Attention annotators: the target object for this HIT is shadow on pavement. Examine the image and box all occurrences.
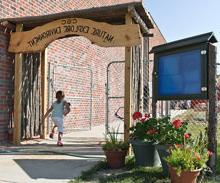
[14,159,98,179]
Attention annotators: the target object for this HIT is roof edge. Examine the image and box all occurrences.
[151,32,218,53]
[0,1,154,29]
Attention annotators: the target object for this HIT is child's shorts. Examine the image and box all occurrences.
[52,117,64,133]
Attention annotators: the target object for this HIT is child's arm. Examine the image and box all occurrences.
[64,102,71,116]
[43,106,53,120]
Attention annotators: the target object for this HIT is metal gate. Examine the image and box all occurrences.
[48,63,93,132]
[105,61,125,135]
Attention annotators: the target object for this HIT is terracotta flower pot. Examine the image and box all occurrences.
[105,150,127,169]
[169,166,201,183]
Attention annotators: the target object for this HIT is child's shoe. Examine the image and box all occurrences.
[57,141,63,146]
[49,132,54,139]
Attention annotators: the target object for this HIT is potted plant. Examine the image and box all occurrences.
[156,118,189,176]
[129,112,161,167]
[165,132,212,183]
[102,127,129,169]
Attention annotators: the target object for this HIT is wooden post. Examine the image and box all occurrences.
[152,52,158,118]
[142,36,149,113]
[124,13,133,143]
[207,43,217,175]
[13,24,23,145]
[128,5,152,33]
[152,68,157,118]
[152,98,157,118]
[40,49,48,139]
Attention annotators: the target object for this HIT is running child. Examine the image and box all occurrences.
[43,90,70,146]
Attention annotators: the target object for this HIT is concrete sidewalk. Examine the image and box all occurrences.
[0,125,108,183]
[0,154,99,183]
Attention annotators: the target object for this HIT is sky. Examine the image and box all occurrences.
[143,0,220,73]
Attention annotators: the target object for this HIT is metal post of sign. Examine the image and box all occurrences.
[165,101,170,117]
[160,101,164,116]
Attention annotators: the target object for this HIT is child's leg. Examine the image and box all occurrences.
[56,118,64,146]
[49,125,57,138]
[51,125,57,133]
[57,132,63,146]
[58,132,63,141]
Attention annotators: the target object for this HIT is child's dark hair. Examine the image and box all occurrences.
[67,102,71,106]
[56,90,65,99]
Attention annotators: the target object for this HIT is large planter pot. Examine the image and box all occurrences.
[169,166,201,183]
[105,150,127,169]
[130,140,161,167]
[156,144,170,176]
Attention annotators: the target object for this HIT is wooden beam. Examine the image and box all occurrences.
[152,76,157,118]
[13,24,23,145]
[128,6,151,33]
[8,18,141,53]
[142,33,153,38]
[124,13,133,143]
[0,21,16,30]
[207,43,217,175]
[40,49,48,139]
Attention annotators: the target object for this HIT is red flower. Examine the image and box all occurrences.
[194,152,201,161]
[132,112,142,120]
[140,117,147,123]
[140,114,150,123]
[184,133,190,139]
[146,129,158,135]
[145,113,150,118]
[207,150,213,157]
[172,119,182,129]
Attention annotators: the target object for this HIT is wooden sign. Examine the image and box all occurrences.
[8,18,141,53]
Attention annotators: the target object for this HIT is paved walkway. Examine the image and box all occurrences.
[0,154,99,183]
[0,125,108,183]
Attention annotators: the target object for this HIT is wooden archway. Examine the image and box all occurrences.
[5,3,153,145]
[9,18,141,53]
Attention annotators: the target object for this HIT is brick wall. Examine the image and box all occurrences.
[149,21,166,81]
[0,0,137,18]
[0,0,165,140]
[47,37,124,131]
[0,25,14,141]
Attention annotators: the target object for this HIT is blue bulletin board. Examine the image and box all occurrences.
[151,32,218,100]
[158,49,201,96]
[153,44,208,100]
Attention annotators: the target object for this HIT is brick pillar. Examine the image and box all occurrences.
[0,25,14,142]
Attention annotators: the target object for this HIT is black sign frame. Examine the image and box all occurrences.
[153,43,209,100]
